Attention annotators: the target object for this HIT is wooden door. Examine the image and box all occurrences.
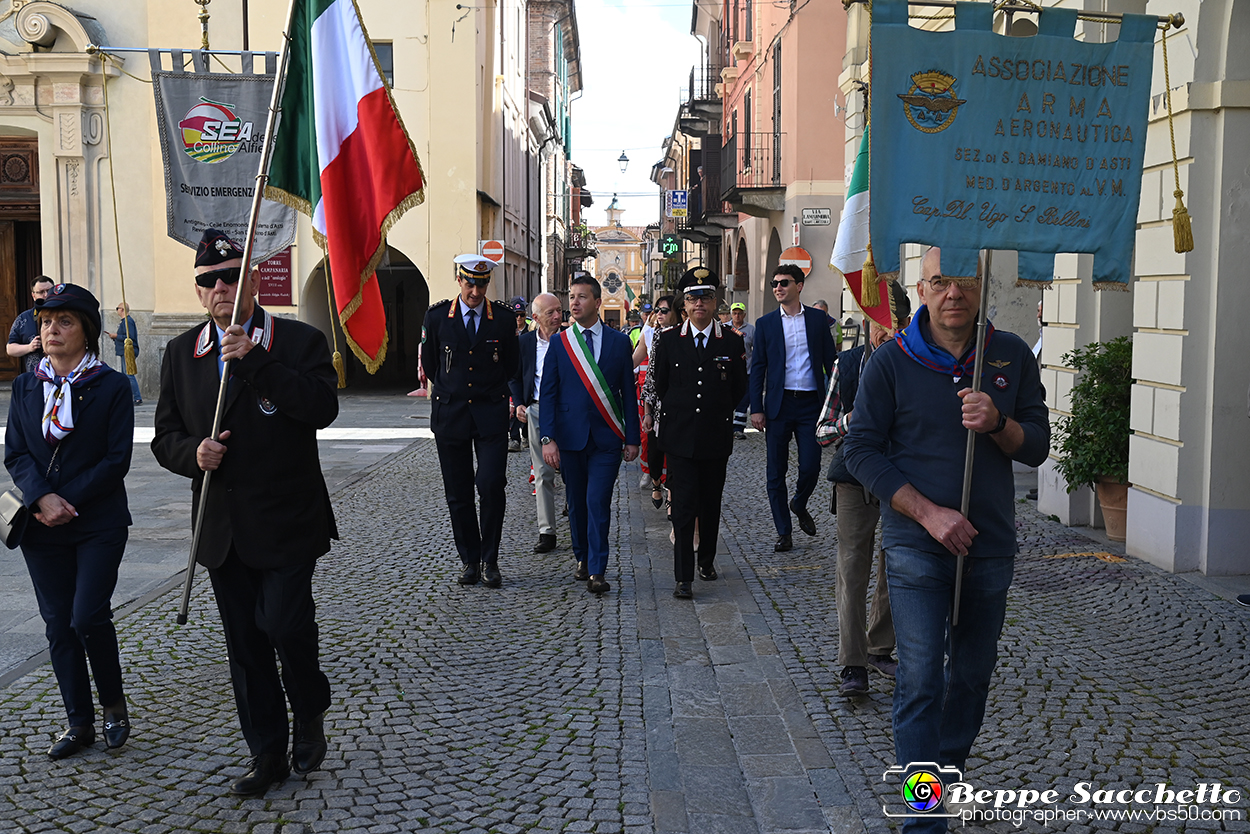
[0,220,19,378]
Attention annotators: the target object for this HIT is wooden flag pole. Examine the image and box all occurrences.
[176,0,300,624]
[951,249,992,628]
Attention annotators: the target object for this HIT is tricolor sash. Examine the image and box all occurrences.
[566,326,626,441]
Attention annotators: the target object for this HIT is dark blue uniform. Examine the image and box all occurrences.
[421,298,520,569]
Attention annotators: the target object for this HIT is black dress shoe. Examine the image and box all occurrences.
[458,564,479,585]
[230,752,290,796]
[102,710,130,749]
[587,575,610,594]
[292,712,327,774]
[697,564,718,581]
[481,562,503,588]
[48,726,94,760]
[673,582,693,599]
[574,561,590,581]
[790,500,817,536]
[533,533,557,554]
[774,534,793,552]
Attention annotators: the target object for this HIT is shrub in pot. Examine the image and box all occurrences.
[1052,336,1132,541]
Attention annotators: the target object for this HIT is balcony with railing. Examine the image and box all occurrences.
[676,153,737,243]
[720,132,784,216]
[679,63,724,138]
[565,225,597,261]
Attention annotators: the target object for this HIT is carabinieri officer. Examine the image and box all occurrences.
[422,255,520,588]
[648,267,747,599]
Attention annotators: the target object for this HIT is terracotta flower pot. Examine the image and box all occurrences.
[1095,479,1129,542]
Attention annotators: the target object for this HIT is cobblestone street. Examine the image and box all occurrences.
[0,404,1247,833]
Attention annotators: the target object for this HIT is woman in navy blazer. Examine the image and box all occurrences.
[4,284,133,760]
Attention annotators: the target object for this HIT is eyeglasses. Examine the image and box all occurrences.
[770,279,793,289]
[924,276,981,293]
[195,266,242,289]
[656,308,670,315]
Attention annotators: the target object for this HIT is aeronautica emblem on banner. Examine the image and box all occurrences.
[898,70,967,134]
[178,97,257,164]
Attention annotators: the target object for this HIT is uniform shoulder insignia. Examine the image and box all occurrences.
[430,298,451,308]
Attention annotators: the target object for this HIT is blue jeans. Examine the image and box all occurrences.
[126,373,141,402]
[764,391,821,536]
[886,547,1014,833]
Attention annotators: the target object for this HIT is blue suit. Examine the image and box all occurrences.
[539,324,640,575]
[748,306,838,537]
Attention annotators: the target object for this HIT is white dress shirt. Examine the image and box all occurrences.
[780,306,815,390]
[533,330,552,402]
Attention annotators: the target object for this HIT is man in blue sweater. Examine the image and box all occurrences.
[844,247,1049,831]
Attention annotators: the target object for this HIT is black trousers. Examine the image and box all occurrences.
[208,549,331,757]
[22,526,128,727]
[434,431,508,565]
[666,454,729,582]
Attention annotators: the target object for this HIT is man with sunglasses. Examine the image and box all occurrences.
[843,248,1048,829]
[153,228,339,796]
[422,255,520,589]
[748,264,838,551]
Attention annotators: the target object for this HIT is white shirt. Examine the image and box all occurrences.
[780,306,815,390]
[533,330,552,402]
[577,320,603,363]
[690,322,714,350]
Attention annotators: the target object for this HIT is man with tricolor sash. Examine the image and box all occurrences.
[540,274,640,594]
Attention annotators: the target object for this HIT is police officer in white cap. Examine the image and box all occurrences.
[422,255,520,588]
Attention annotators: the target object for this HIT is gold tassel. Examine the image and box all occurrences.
[860,244,880,309]
[332,350,347,389]
[1171,189,1194,253]
[123,338,137,376]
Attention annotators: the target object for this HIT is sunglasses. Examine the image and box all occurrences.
[195,266,242,289]
[770,278,794,289]
[656,307,671,315]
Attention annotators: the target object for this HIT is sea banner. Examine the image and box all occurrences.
[151,50,295,263]
[870,0,1156,287]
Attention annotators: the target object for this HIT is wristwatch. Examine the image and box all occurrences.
[541,436,553,445]
[987,412,1008,434]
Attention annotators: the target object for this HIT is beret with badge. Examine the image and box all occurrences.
[195,228,246,268]
[35,282,102,332]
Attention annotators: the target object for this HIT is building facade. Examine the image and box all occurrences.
[0,0,581,392]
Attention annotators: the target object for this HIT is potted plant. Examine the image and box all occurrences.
[1053,336,1133,541]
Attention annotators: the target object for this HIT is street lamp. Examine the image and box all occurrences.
[617,151,629,173]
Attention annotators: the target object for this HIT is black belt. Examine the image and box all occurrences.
[783,389,817,398]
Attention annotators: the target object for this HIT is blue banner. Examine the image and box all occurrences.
[870,1,1156,287]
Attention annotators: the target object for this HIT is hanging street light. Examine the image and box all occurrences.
[617,151,629,174]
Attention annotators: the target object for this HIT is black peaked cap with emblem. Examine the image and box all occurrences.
[195,228,246,268]
[677,266,720,293]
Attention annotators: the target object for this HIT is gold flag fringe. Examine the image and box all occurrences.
[1015,279,1055,290]
[1161,18,1194,254]
[860,244,880,309]
[1092,281,1131,292]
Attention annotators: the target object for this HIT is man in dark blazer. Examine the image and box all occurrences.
[540,274,640,594]
[152,229,338,796]
[509,293,563,554]
[749,263,838,551]
[649,267,747,599]
[421,255,520,588]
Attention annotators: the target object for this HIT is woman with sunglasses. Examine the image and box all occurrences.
[633,296,682,508]
[5,283,134,760]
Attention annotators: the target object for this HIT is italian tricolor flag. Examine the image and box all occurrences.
[831,128,893,330]
[266,0,426,372]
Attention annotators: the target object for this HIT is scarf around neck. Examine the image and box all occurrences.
[894,307,995,382]
[36,352,105,444]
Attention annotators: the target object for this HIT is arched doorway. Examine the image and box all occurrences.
[763,228,782,314]
[302,246,429,389]
[0,135,42,380]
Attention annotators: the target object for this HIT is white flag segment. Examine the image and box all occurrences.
[309,0,385,234]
